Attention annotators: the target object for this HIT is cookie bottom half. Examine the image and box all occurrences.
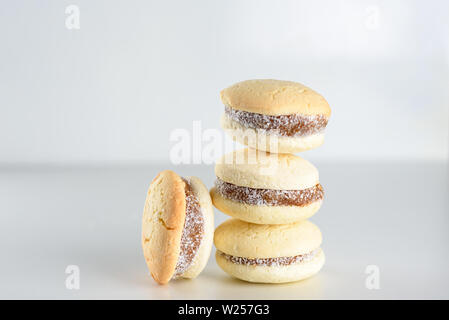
[221,114,325,154]
[215,249,325,284]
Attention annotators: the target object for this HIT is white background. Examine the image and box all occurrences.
[0,0,448,165]
[0,0,448,300]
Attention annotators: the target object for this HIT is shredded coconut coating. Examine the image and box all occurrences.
[225,106,328,137]
[215,178,324,207]
[174,178,204,277]
[218,249,319,267]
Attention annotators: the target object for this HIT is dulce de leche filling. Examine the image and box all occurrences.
[225,106,328,137]
[218,249,319,267]
[215,178,324,207]
[174,178,204,277]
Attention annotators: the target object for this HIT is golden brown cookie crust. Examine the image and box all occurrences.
[220,79,331,117]
[214,219,322,259]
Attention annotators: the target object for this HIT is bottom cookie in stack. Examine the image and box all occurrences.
[214,219,324,283]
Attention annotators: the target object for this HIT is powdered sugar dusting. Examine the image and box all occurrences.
[225,106,328,137]
[218,249,320,267]
[174,178,204,277]
[215,178,324,207]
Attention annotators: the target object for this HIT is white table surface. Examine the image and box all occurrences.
[1,162,448,299]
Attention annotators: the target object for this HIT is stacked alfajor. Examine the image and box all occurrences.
[212,79,330,283]
[215,219,324,284]
[220,79,331,153]
[211,148,323,225]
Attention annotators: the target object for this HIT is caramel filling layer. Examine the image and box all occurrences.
[218,249,319,267]
[225,106,328,137]
[215,178,324,207]
[174,178,204,277]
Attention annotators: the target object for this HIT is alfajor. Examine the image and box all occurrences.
[220,79,331,153]
[210,148,324,225]
[142,170,214,284]
[214,219,324,283]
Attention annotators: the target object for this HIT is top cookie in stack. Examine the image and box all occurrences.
[220,79,331,154]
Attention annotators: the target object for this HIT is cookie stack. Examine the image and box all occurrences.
[211,79,331,283]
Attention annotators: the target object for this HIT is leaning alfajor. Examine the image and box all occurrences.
[142,170,214,284]
[210,148,324,225]
[220,79,331,153]
[214,219,325,283]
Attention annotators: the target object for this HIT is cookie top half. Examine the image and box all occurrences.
[215,148,319,190]
[220,79,331,117]
[214,219,322,258]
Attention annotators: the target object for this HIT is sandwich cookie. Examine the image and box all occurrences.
[142,170,214,284]
[220,79,331,153]
[210,148,323,224]
[214,219,325,283]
